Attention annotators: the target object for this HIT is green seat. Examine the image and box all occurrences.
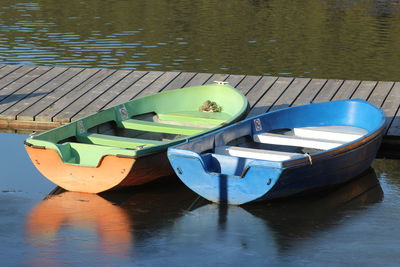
[120,119,205,135]
[77,133,166,149]
[157,111,229,126]
[56,142,135,166]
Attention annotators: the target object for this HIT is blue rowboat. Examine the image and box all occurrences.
[167,99,386,205]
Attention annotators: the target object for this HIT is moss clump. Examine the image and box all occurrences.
[199,100,222,112]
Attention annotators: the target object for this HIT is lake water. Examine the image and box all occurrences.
[1,0,400,265]
[1,0,400,81]
[1,133,400,266]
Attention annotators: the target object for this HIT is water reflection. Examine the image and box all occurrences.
[25,177,202,264]
[26,191,132,256]
[1,0,400,80]
[164,169,383,262]
[24,167,385,264]
[244,168,383,252]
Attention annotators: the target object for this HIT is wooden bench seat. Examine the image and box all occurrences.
[253,132,346,150]
[77,133,165,149]
[120,119,205,135]
[293,126,368,142]
[157,111,228,126]
[214,146,305,161]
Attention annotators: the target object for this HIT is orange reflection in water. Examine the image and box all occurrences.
[26,191,132,256]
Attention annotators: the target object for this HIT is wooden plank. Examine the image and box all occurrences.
[3,68,83,121]
[0,64,397,138]
[18,68,100,121]
[247,77,293,117]
[0,65,24,81]
[351,80,377,100]
[224,74,245,88]
[78,133,165,148]
[269,78,310,111]
[254,132,345,150]
[55,70,132,122]
[313,79,343,103]
[294,126,367,142]
[71,71,147,120]
[367,81,394,108]
[292,78,326,106]
[0,67,51,103]
[0,66,67,107]
[235,75,262,95]
[133,71,181,98]
[36,69,116,122]
[204,73,230,84]
[245,76,278,109]
[0,67,68,117]
[0,65,37,91]
[183,73,213,87]
[162,72,197,91]
[332,80,361,101]
[120,119,204,135]
[215,146,304,161]
[0,119,62,131]
[103,71,164,109]
[383,83,400,135]
[387,108,400,136]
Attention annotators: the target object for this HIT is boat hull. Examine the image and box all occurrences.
[168,99,386,205]
[261,130,383,201]
[26,145,173,193]
[24,83,249,193]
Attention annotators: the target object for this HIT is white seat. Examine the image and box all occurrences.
[293,126,367,142]
[253,132,345,150]
[214,146,305,162]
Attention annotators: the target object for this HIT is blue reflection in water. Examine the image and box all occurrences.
[0,133,53,195]
[0,132,400,265]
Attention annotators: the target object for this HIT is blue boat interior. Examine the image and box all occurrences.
[200,153,257,176]
[171,99,385,176]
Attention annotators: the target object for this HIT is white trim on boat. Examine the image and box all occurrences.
[214,146,305,161]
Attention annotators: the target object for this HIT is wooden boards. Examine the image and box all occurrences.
[0,64,398,138]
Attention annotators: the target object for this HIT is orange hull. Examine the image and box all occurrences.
[25,145,174,193]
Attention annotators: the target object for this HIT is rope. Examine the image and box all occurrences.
[304,152,313,165]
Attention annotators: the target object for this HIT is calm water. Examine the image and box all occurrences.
[1,0,400,265]
[1,0,400,81]
[0,132,399,266]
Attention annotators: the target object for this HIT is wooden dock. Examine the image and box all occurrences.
[0,64,399,140]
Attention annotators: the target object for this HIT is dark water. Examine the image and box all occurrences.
[0,132,400,266]
[1,0,400,81]
[1,1,400,265]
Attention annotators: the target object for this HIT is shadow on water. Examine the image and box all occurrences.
[243,168,383,252]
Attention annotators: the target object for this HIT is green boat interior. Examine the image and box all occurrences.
[25,84,248,166]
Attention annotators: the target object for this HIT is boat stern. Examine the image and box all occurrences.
[25,144,136,193]
[167,148,282,205]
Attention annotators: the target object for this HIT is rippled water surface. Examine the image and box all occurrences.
[1,0,400,80]
[1,1,400,265]
[0,133,400,266]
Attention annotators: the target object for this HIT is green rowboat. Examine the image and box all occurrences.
[25,83,249,193]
